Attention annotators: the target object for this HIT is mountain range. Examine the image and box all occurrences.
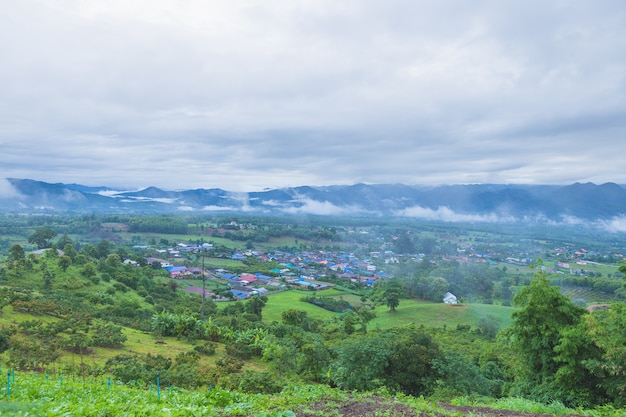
[2,178,626,224]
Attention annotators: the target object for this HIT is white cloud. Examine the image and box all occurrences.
[0,180,22,199]
[280,198,368,216]
[395,205,516,223]
[599,216,626,234]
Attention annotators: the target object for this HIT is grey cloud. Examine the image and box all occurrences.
[1,1,625,191]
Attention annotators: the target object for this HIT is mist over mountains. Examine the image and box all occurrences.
[2,178,626,228]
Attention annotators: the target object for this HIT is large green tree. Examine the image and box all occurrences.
[330,332,391,391]
[28,227,57,249]
[504,265,587,399]
[552,314,608,406]
[8,244,25,263]
[555,303,626,407]
[384,289,400,312]
[384,326,443,396]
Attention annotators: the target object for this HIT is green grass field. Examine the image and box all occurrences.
[261,289,515,331]
[367,298,514,331]
[261,290,338,323]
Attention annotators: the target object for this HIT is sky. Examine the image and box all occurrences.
[1,0,625,192]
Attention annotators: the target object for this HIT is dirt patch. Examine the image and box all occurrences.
[296,397,417,416]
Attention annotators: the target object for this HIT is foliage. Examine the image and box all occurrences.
[384,288,400,311]
[128,216,189,234]
[329,325,444,396]
[503,264,588,402]
[7,244,25,263]
[383,325,443,396]
[91,320,127,348]
[28,227,57,249]
[330,332,391,391]
[300,294,352,312]
[432,351,491,398]
[555,302,626,407]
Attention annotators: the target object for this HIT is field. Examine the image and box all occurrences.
[261,289,515,331]
[368,299,514,330]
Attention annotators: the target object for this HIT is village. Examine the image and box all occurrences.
[140,243,395,302]
[129,231,622,305]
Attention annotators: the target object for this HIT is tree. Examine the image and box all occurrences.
[504,264,587,398]
[425,276,449,302]
[393,232,415,254]
[45,244,59,259]
[96,239,114,259]
[58,255,72,272]
[7,335,61,370]
[57,233,74,249]
[244,296,267,321]
[8,244,25,263]
[282,309,308,327]
[62,243,77,260]
[81,262,97,278]
[330,332,391,391]
[103,253,121,273]
[384,289,400,312]
[91,320,127,348]
[552,315,608,407]
[384,326,443,396]
[28,227,57,249]
[551,302,626,407]
[354,306,376,334]
[43,268,55,289]
[381,278,402,312]
[432,351,491,397]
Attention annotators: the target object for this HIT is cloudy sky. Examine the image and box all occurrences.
[1,0,625,192]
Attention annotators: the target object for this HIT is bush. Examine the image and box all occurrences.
[301,295,351,313]
[90,321,127,348]
[194,341,217,356]
[232,370,284,394]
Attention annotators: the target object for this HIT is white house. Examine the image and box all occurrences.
[443,292,458,304]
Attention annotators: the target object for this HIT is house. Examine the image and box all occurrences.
[237,274,257,285]
[123,259,138,267]
[164,265,187,277]
[443,292,458,304]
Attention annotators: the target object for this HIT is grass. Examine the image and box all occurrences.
[0,305,58,325]
[257,236,300,249]
[368,299,514,331]
[261,288,515,331]
[1,371,616,417]
[0,305,246,373]
[202,257,246,270]
[261,290,338,323]
[450,396,625,417]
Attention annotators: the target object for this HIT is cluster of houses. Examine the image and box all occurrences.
[138,245,396,301]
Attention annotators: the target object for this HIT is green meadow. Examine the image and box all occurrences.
[261,289,515,331]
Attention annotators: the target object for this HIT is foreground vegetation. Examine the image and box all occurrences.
[1,213,626,415]
[1,371,617,416]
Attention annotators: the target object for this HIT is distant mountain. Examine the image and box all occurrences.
[2,178,626,223]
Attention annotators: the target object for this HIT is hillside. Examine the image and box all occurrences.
[2,213,626,414]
